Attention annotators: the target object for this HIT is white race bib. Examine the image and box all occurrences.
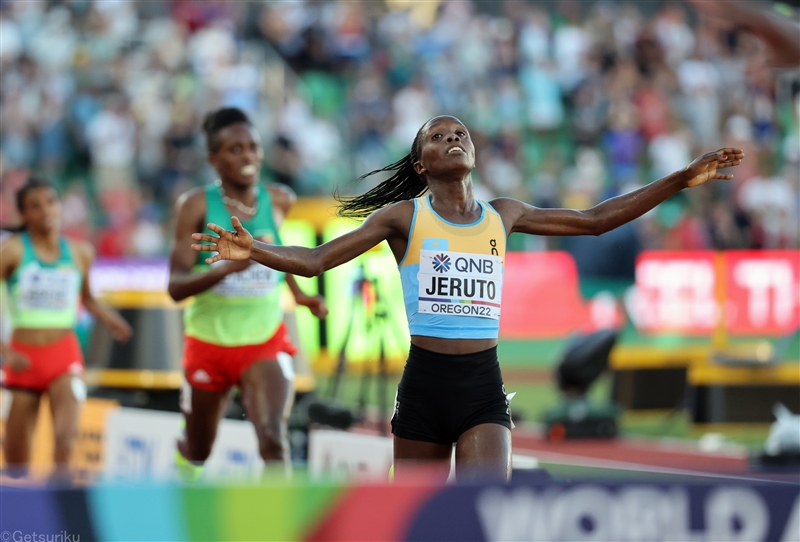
[17,264,80,311]
[211,262,279,298]
[417,250,503,320]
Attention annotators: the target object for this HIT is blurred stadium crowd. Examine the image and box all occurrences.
[0,0,797,260]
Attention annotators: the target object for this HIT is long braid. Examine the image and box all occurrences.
[336,128,427,219]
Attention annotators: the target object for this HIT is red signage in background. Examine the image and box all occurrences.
[499,252,590,338]
[626,251,717,336]
[625,250,800,336]
[725,250,800,335]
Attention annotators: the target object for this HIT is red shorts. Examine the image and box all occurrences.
[183,323,297,392]
[2,332,85,393]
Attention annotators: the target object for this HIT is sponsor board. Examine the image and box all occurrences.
[406,481,800,542]
[308,430,394,481]
[726,250,800,335]
[307,429,539,482]
[103,408,263,482]
[629,250,800,336]
[1,466,795,541]
[628,252,718,335]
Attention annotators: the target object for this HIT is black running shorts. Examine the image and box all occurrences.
[390,344,512,445]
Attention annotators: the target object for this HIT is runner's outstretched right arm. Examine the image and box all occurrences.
[192,204,404,277]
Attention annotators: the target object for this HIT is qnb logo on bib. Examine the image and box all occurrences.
[418,250,503,320]
[17,265,80,310]
[211,263,279,298]
[432,254,451,273]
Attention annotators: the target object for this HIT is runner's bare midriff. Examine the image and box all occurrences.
[410,336,497,355]
[12,328,72,346]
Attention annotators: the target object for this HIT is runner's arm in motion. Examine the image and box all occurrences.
[192,203,405,277]
[168,189,253,301]
[285,274,328,318]
[0,235,21,281]
[0,236,29,370]
[264,183,327,318]
[492,148,744,237]
[72,241,133,343]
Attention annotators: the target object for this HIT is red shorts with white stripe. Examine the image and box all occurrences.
[2,332,84,393]
[182,323,297,392]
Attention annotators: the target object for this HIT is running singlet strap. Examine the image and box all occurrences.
[5,232,82,329]
[183,183,285,347]
[398,195,507,340]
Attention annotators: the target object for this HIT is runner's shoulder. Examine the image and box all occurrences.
[175,187,208,224]
[383,199,416,218]
[67,239,95,268]
[267,183,296,210]
[0,233,23,265]
[175,186,207,209]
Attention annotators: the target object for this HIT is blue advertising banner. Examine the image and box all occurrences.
[2,477,798,541]
[405,479,800,542]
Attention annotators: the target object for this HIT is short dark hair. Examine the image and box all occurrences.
[16,177,57,212]
[202,107,252,152]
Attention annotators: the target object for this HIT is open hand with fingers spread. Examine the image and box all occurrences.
[683,148,744,188]
[192,216,253,264]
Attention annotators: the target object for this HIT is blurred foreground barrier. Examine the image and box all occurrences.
[1,474,798,541]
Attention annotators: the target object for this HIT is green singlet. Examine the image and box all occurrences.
[183,184,284,346]
[5,232,82,329]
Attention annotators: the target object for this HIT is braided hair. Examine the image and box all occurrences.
[202,107,252,153]
[336,116,465,219]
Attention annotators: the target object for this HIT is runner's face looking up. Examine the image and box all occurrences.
[208,123,264,189]
[19,186,60,234]
[414,116,475,181]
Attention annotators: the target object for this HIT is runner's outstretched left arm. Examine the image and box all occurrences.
[491,148,744,237]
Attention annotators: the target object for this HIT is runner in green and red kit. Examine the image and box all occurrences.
[1,178,132,481]
[168,108,326,479]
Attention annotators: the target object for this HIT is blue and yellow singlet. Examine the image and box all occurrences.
[398,195,507,340]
